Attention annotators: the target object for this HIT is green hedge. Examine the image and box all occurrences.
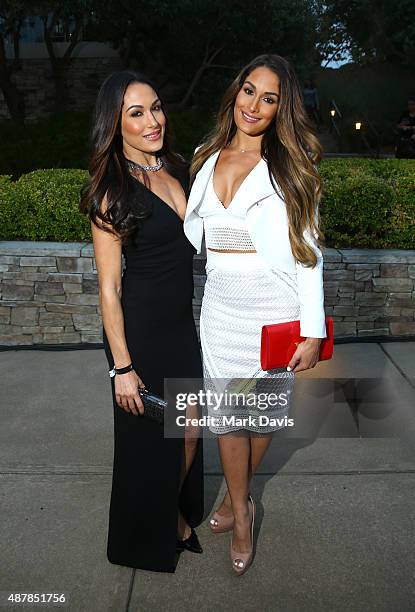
[0,159,414,248]
[319,158,415,248]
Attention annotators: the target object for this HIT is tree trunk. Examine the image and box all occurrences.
[0,34,25,123]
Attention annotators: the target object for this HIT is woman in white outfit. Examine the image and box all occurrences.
[184,54,327,575]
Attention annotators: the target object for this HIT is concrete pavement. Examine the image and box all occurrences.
[1,341,414,612]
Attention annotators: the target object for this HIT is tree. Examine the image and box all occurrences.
[322,0,415,66]
[0,1,26,122]
[37,1,93,112]
[93,0,320,108]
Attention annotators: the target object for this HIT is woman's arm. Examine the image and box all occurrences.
[287,207,326,373]
[91,199,144,415]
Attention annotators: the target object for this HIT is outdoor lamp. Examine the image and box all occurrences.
[330,109,336,117]
[355,122,362,130]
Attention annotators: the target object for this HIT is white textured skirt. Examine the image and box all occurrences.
[200,251,301,434]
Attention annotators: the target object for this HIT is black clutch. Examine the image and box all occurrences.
[138,387,166,425]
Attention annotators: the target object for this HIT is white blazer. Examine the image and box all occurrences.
[184,149,327,338]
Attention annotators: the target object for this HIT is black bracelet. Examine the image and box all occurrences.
[108,363,133,378]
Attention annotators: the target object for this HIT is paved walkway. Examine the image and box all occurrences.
[1,341,414,612]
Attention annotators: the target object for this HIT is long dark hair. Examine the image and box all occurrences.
[80,70,185,245]
[191,54,323,268]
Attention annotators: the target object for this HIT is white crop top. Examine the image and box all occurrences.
[197,171,256,251]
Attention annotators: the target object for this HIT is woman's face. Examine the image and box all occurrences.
[120,82,166,156]
[233,66,280,136]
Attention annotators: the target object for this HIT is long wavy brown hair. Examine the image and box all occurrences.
[79,70,186,245]
[191,54,324,267]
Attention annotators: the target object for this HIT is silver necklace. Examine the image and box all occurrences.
[126,157,164,172]
[227,142,259,154]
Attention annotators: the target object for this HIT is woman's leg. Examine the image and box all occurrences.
[178,402,200,539]
[218,431,252,552]
[214,432,273,516]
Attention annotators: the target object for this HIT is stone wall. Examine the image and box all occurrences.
[0,241,415,346]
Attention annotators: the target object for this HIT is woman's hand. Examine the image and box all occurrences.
[114,369,146,416]
[287,338,322,373]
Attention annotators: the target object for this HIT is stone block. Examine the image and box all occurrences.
[10,306,38,326]
[0,306,11,322]
[82,278,98,294]
[401,308,415,318]
[354,269,373,282]
[380,264,409,277]
[322,263,346,270]
[39,312,73,326]
[408,265,415,278]
[357,320,374,329]
[323,282,339,296]
[72,314,101,331]
[339,249,415,264]
[20,326,41,333]
[0,334,34,345]
[323,270,355,280]
[2,284,34,300]
[372,278,413,292]
[193,258,207,275]
[56,257,93,273]
[66,293,100,306]
[346,263,380,270]
[339,281,364,292]
[22,272,49,281]
[45,303,97,314]
[81,333,103,343]
[333,305,359,316]
[0,241,82,257]
[3,279,34,286]
[0,256,19,265]
[63,283,83,294]
[322,248,342,262]
[193,286,205,301]
[35,281,65,295]
[390,321,415,335]
[355,292,387,305]
[333,321,357,336]
[193,275,206,287]
[386,293,414,308]
[20,256,56,267]
[358,328,389,336]
[33,295,65,304]
[40,326,65,333]
[48,273,82,283]
[41,332,81,343]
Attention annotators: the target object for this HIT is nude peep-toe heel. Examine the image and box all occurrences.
[209,510,234,534]
[230,495,255,576]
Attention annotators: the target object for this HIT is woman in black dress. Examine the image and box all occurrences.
[79,71,204,573]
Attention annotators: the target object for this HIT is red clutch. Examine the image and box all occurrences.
[260,316,334,370]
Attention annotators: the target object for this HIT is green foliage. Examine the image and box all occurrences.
[0,160,413,247]
[322,0,415,67]
[319,158,415,248]
[0,169,91,241]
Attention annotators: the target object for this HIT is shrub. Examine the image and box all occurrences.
[0,169,90,241]
[319,158,415,249]
[0,159,413,248]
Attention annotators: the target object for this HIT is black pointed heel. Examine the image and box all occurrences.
[176,527,203,554]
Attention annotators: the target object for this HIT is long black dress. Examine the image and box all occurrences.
[102,171,204,573]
